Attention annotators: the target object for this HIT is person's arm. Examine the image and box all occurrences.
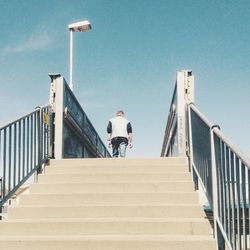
[107,121,112,147]
[127,122,133,148]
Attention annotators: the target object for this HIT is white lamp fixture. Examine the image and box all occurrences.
[68,20,92,91]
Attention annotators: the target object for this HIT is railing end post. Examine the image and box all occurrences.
[48,73,61,81]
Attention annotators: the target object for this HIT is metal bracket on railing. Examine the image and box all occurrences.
[211,124,221,130]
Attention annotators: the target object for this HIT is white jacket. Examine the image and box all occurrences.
[107,116,132,139]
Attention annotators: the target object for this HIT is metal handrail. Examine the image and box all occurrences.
[161,104,177,156]
[189,103,213,128]
[188,103,250,250]
[0,105,51,209]
[161,82,178,157]
[213,127,250,168]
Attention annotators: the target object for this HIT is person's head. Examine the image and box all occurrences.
[116,110,124,117]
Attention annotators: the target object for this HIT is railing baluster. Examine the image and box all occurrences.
[216,137,222,220]
[235,158,241,250]
[248,169,250,250]
[221,143,227,234]
[30,114,33,171]
[241,163,247,250]
[0,131,2,202]
[13,124,17,187]
[43,112,46,160]
[3,129,6,197]
[225,146,232,243]
[34,112,37,167]
[37,109,41,169]
[26,116,30,174]
[230,151,236,249]
[18,121,21,183]
[8,127,12,197]
[22,118,25,179]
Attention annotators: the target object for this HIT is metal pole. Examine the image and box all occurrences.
[211,129,220,249]
[69,29,73,91]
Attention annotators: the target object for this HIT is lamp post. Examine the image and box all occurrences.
[68,20,92,91]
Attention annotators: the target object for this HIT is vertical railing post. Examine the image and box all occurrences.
[211,126,232,250]
[3,129,6,198]
[176,70,194,156]
[37,107,42,174]
[211,127,221,249]
[176,71,186,156]
[0,132,2,218]
[0,177,2,220]
[187,104,195,182]
[8,126,12,197]
[49,74,64,159]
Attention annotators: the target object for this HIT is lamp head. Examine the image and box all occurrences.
[68,20,92,32]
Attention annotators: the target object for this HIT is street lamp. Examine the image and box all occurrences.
[68,20,92,91]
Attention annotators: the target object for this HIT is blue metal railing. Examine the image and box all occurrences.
[187,104,250,250]
[0,105,51,209]
[188,104,213,205]
[162,71,250,249]
[161,82,178,157]
[62,82,110,158]
[212,126,250,250]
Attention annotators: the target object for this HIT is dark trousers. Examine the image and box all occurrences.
[111,137,128,157]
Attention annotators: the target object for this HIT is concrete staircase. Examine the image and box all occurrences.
[0,157,216,250]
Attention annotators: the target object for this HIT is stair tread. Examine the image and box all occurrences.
[40,173,190,175]
[12,204,202,207]
[22,192,197,195]
[0,235,214,241]
[38,173,192,183]
[5,217,209,223]
[49,157,187,165]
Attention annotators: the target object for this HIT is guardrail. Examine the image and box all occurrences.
[0,105,51,209]
[50,75,110,158]
[187,104,213,204]
[211,124,250,250]
[162,70,250,249]
[161,83,178,157]
[188,103,250,250]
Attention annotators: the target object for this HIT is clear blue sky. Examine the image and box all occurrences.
[0,0,249,158]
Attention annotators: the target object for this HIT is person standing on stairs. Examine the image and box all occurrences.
[107,110,133,157]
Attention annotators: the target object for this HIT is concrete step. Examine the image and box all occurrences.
[29,181,194,194]
[19,193,199,206]
[44,165,188,174]
[0,235,216,250]
[38,173,191,183]
[7,204,205,219]
[0,218,212,235]
[49,157,188,167]
[0,157,216,249]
